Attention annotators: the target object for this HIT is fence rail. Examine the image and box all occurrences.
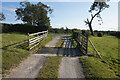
[28,30,48,50]
[77,34,88,54]
[73,33,88,54]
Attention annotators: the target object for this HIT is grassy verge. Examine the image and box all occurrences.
[2,32,52,77]
[79,35,119,79]
[80,57,118,78]
[88,36,118,59]
[37,56,62,78]
[37,34,52,48]
[56,38,64,48]
[2,33,30,76]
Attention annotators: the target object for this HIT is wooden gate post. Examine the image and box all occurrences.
[28,33,30,50]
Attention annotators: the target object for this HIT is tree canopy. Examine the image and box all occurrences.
[84,0,109,36]
[15,1,53,30]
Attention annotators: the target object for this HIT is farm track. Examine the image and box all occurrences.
[59,57,85,78]
[4,35,61,78]
[45,35,62,47]
[5,54,46,78]
[58,36,85,78]
[4,35,85,79]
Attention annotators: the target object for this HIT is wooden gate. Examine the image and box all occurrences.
[28,30,48,50]
[74,33,88,54]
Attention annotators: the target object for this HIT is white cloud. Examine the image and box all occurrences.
[2,7,16,12]
[47,4,50,7]
[6,13,11,16]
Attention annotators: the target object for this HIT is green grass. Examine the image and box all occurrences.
[2,32,28,47]
[88,35,118,59]
[56,38,64,48]
[31,34,52,54]
[79,35,119,79]
[37,56,62,78]
[80,57,118,78]
[2,32,52,77]
[2,33,30,76]
[39,34,52,48]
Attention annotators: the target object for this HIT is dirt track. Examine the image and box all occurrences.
[5,35,85,79]
[6,54,46,78]
[59,57,85,78]
[45,35,61,47]
[5,35,62,78]
[58,36,85,78]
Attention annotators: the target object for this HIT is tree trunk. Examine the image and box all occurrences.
[89,23,94,36]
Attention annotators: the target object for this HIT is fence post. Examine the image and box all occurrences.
[28,33,30,50]
[28,30,48,50]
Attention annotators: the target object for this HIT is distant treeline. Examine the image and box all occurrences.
[1,23,120,38]
[1,23,50,33]
[94,30,120,37]
[49,27,72,34]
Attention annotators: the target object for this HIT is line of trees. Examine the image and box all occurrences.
[2,22,120,38]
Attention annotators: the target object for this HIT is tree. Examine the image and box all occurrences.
[0,13,5,21]
[15,1,53,30]
[65,27,69,33]
[60,27,64,33]
[84,0,109,36]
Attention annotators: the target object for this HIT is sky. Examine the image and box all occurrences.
[0,0,119,31]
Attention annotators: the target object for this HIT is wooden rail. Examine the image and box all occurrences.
[75,33,88,54]
[28,30,48,50]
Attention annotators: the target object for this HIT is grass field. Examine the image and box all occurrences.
[80,35,119,78]
[37,56,62,78]
[56,38,64,48]
[88,35,118,59]
[2,33,29,76]
[2,32,52,77]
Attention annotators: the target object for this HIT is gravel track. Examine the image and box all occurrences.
[45,35,61,47]
[59,57,85,78]
[5,54,46,78]
[4,35,85,79]
[58,36,85,78]
[4,35,62,78]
